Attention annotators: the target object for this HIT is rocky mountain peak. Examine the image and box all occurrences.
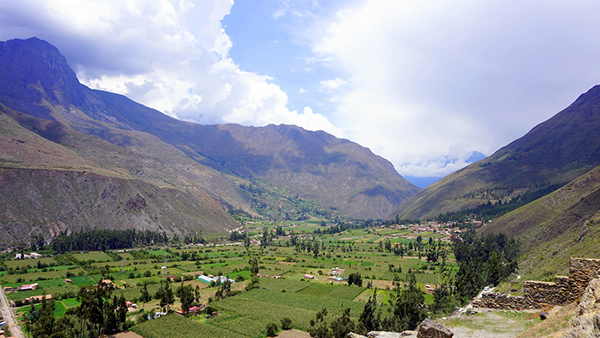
[0,37,85,116]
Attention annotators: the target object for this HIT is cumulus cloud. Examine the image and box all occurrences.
[312,0,600,177]
[0,0,336,134]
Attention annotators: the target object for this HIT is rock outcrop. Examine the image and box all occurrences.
[555,277,600,338]
[417,318,453,338]
[347,319,452,338]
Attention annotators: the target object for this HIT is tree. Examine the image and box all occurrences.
[31,296,55,338]
[244,235,251,250]
[139,283,151,309]
[194,285,201,303]
[115,294,128,331]
[309,308,332,338]
[382,272,425,332]
[156,278,175,312]
[261,229,270,247]
[177,282,195,314]
[330,307,355,338]
[348,272,362,287]
[249,256,260,275]
[78,285,105,337]
[358,292,381,333]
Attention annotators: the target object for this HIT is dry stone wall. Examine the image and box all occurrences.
[473,258,600,310]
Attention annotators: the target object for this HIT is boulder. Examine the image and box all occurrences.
[417,318,453,338]
[539,311,548,320]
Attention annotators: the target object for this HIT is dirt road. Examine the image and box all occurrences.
[0,284,24,338]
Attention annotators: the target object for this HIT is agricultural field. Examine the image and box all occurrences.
[0,221,458,337]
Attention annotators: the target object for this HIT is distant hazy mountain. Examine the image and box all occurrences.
[0,37,418,246]
[391,84,600,220]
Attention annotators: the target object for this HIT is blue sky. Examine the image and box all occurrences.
[2,1,600,188]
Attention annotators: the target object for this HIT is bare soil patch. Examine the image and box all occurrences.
[276,329,311,338]
[105,331,144,338]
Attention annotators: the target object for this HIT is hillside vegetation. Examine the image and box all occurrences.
[479,165,600,279]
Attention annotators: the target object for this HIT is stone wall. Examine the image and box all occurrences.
[472,292,542,310]
[523,277,574,306]
[473,258,600,310]
[569,258,600,296]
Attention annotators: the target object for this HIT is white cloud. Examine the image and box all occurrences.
[312,0,600,177]
[0,0,337,134]
[318,77,347,92]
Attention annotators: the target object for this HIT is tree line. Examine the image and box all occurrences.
[51,229,170,253]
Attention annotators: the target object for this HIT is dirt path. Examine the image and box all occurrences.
[0,284,24,338]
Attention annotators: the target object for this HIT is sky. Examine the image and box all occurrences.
[2,1,600,188]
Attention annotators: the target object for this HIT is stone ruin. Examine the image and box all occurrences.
[473,257,600,310]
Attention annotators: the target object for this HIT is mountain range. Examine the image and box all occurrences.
[389,82,600,278]
[0,37,419,247]
[391,85,600,221]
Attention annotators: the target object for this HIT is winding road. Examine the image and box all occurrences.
[0,284,24,338]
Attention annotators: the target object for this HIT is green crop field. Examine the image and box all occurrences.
[134,314,247,338]
[0,221,459,338]
[72,252,112,262]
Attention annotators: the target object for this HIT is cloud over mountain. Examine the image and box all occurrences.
[0,0,337,134]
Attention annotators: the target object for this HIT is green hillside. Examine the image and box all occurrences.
[391,85,600,220]
[479,165,600,279]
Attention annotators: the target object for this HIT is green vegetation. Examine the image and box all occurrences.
[435,183,565,222]
[0,220,524,338]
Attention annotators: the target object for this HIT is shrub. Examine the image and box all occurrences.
[281,317,292,330]
[266,323,278,336]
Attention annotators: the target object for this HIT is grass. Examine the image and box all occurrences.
[443,310,539,336]
[72,252,112,262]
[516,304,575,338]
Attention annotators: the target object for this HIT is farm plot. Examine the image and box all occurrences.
[134,314,246,338]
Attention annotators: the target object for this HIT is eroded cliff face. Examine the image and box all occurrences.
[0,168,238,246]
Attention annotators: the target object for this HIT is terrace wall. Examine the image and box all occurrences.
[473,258,600,310]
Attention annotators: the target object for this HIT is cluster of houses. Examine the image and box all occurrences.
[3,283,39,293]
[257,274,282,279]
[174,305,207,316]
[389,221,470,241]
[197,274,235,284]
[327,267,347,282]
[14,252,42,259]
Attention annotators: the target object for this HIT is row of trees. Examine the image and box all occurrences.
[51,229,170,253]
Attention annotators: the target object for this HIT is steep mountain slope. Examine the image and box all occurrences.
[478,165,600,279]
[0,36,418,247]
[0,93,241,246]
[391,85,600,220]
